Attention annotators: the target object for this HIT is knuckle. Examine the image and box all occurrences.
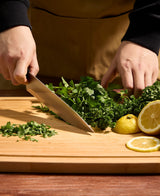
[18,49,26,60]
[122,61,131,71]
[7,49,26,63]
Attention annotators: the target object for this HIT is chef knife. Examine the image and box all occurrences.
[26,73,94,132]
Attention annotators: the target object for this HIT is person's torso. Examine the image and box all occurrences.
[30,0,136,80]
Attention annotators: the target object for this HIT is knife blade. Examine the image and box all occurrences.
[26,73,94,132]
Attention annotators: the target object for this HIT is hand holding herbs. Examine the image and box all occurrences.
[0,121,57,142]
[44,77,160,130]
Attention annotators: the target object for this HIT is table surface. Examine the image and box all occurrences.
[0,89,160,196]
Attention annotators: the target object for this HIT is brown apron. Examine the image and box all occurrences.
[0,0,159,89]
[29,0,135,81]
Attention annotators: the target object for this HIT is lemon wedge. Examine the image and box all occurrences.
[138,100,160,135]
[113,114,140,134]
[126,136,160,152]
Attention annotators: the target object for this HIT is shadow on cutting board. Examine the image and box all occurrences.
[0,109,90,135]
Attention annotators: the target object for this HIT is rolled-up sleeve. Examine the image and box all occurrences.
[122,0,160,55]
[0,0,31,32]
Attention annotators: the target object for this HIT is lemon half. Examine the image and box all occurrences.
[113,114,140,134]
[126,136,160,152]
[138,100,160,135]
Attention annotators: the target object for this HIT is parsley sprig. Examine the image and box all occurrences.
[0,121,57,142]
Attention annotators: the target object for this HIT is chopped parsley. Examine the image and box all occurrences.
[0,121,57,142]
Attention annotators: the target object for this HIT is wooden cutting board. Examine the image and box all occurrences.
[0,97,160,174]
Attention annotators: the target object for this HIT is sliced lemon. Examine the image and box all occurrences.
[126,136,160,152]
[138,100,160,135]
[113,114,140,134]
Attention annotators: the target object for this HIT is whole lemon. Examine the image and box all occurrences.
[113,114,140,134]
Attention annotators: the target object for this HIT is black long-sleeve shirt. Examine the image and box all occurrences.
[0,0,160,55]
[122,0,160,55]
[0,0,30,32]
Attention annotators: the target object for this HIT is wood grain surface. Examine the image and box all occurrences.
[0,91,160,196]
[0,97,160,174]
[0,173,160,196]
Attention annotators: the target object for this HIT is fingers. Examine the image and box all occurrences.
[102,59,158,98]
[0,65,10,80]
[144,72,152,88]
[121,65,158,97]
[28,53,39,76]
[102,42,159,97]
[0,53,39,86]
[132,68,145,97]
[0,51,39,86]
[8,64,19,85]
[0,57,38,86]
[13,53,39,85]
[151,67,159,84]
[101,60,117,88]
[119,60,133,91]
[0,26,39,86]
[13,59,28,85]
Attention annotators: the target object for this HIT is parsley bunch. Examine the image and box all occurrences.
[48,77,117,129]
[109,80,160,124]
[0,121,57,142]
[45,77,160,130]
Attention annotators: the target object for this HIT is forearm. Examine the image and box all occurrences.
[0,0,31,32]
[122,0,160,55]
